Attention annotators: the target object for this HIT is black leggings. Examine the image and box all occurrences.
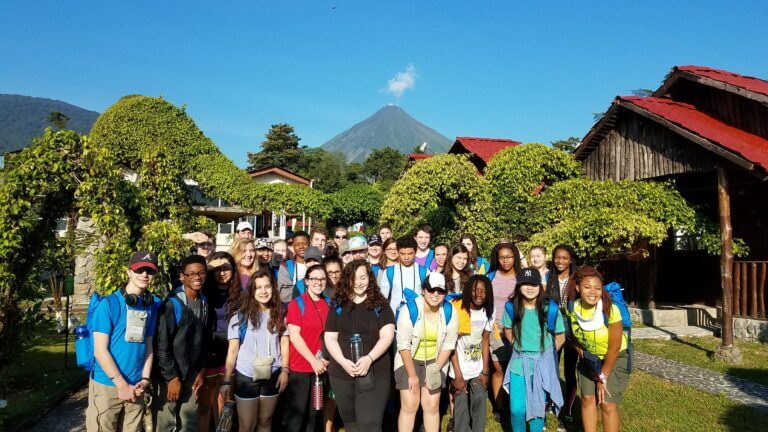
[329,373,390,432]
[284,371,321,432]
[561,344,578,416]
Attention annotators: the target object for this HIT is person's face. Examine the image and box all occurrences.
[497,247,516,272]
[398,247,416,267]
[351,249,367,261]
[273,242,287,258]
[253,276,273,306]
[334,229,348,247]
[384,243,398,261]
[256,248,273,264]
[519,283,541,302]
[451,252,468,272]
[180,263,206,292]
[237,229,253,239]
[214,262,233,285]
[471,282,487,307]
[529,249,546,269]
[461,239,474,253]
[434,246,448,268]
[423,284,446,308]
[325,263,342,286]
[240,243,256,268]
[368,244,382,259]
[353,266,369,297]
[379,228,391,241]
[577,276,602,307]
[306,270,327,296]
[293,236,309,259]
[341,253,353,265]
[196,240,214,257]
[127,266,156,290]
[414,231,431,251]
[554,249,572,273]
[311,233,327,250]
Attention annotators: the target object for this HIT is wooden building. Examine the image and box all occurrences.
[574,66,768,327]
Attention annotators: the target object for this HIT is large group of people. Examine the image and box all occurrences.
[84,223,631,432]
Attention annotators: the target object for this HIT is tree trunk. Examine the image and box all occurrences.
[718,167,734,347]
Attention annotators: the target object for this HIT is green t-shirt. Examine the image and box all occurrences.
[501,305,564,375]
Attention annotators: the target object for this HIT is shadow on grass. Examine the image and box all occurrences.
[646,326,716,355]
[721,402,768,431]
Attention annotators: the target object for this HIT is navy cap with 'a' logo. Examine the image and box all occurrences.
[129,251,158,271]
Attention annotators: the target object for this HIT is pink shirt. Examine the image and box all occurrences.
[492,273,517,327]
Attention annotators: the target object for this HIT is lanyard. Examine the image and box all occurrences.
[398,264,416,304]
[308,295,325,330]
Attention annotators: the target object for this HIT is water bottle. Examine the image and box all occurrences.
[350,333,364,363]
[74,324,89,340]
[312,350,324,410]
[216,401,235,432]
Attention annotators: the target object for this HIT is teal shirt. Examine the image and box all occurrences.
[501,306,564,375]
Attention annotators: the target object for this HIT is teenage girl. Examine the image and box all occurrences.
[231,238,259,290]
[460,234,490,275]
[381,237,399,268]
[220,268,289,432]
[527,246,549,287]
[501,268,564,432]
[444,244,471,293]
[566,266,630,432]
[433,244,449,274]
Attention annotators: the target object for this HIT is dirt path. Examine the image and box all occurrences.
[28,385,87,432]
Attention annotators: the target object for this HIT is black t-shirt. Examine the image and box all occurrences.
[325,300,395,380]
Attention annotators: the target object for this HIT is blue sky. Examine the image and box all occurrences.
[2,1,767,167]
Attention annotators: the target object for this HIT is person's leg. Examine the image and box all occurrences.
[177,374,201,432]
[154,378,179,431]
[235,397,260,432]
[600,402,620,432]
[580,395,598,432]
[199,374,221,432]
[507,373,527,432]
[329,376,357,431]
[355,374,390,432]
[322,396,337,432]
[398,389,420,432]
[85,380,122,432]
[283,372,311,432]
[420,387,442,432]
[452,386,470,432]
[563,346,578,416]
[491,360,505,410]
[468,378,487,432]
[256,395,278,432]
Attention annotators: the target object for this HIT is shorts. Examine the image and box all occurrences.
[206,365,226,377]
[577,350,630,404]
[491,332,512,363]
[233,369,280,400]
[394,360,446,391]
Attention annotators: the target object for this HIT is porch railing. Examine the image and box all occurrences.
[733,261,768,319]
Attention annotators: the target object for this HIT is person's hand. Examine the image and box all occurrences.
[574,345,584,358]
[117,382,136,402]
[407,374,420,394]
[477,372,489,389]
[354,355,373,377]
[452,375,466,394]
[277,370,289,393]
[219,383,232,401]
[310,357,328,375]
[183,232,209,244]
[134,379,150,396]
[341,358,358,377]
[597,380,612,405]
[192,371,205,400]
[166,377,181,402]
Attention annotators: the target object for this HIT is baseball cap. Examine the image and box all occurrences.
[236,221,253,232]
[516,267,542,287]
[129,251,158,272]
[255,238,273,251]
[426,272,446,290]
[346,235,368,252]
[367,234,382,246]
[304,246,323,263]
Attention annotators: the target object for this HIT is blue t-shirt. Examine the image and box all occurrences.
[92,291,158,386]
[501,306,564,376]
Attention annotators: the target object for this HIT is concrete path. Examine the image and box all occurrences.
[632,325,716,340]
[635,351,768,412]
[28,384,87,432]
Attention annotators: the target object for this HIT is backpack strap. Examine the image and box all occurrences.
[386,265,396,301]
[425,249,435,270]
[504,299,515,323]
[106,293,120,328]
[443,301,453,324]
[418,265,428,285]
[238,312,247,344]
[285,259,295,282]
[296,296,305,316]
[546,299,559,333]
[296,279,306,296]
[169,296,183,326]
[487,271,496,282]
[406,299,419,326]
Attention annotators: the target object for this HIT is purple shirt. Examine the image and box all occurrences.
[415,250,438,271]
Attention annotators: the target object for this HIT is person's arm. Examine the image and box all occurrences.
[183,232,209,244]
[277,335,290,393]
[478,329,490,388]
[93,332,136,402]
[324,332,357,377]
[354,323,395,376]
[134,336,154,396]
[554,333,565,351]
[449,350,465,393]
[219,339,240,400]
[155,303,183,402]
[288,324,327,374]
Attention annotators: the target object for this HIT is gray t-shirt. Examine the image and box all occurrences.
[227,311,283,378]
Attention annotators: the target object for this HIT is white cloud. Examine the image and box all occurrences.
[386,64,417,99]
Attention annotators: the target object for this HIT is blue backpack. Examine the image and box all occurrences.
[295,295,332,316]
[166,288,208,327]
[402,297,453,327]
[423,249,435,270]
[486,271,496,281]
[504,298,560,333]
[294,279,307,296]
[75,293,119,372]
[283,259,296,282]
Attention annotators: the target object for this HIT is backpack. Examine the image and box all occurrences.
[423,249,435,270]
[486,271,496,281]
[283,259,296,282]
[385,265,428,299]
[75,292,119,372]
[166,288,208,328]
[402,297,453,327]
[294,279,307,296]
[237,312,248,344]
[504,298,560,333]
[295,295,332,316]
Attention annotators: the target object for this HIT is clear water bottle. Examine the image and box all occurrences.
[216,401,235,432]
[350,334,363,363]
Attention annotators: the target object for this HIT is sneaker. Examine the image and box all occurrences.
[446,417,454,432]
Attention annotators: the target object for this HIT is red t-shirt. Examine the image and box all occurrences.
[286,292,329,373]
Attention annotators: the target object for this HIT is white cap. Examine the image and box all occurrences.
[426,272,446,290]
[236,221,253,232]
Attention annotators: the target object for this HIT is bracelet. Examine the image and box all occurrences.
[141,377,151,383]
[221,381,231,386]
[109,372,121,381]
[281,367,290,373]
[480,371,490,377]
[367,354,374,363]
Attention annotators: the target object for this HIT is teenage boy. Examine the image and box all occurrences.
[413,224,438,271]
[311,227,328,251]
[292,246,324,298]
[86,251,159,432]
[154,255,210,432]
[278,230,311,304]
[367,234,383,276]
[333,226,348,249]
[378,236,429,314]
[235,221,254,239]
[378,224,392,242]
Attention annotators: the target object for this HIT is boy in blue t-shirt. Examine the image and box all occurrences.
[85,251,159,432]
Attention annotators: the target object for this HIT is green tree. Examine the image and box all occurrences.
[246,123,305,172]
[299,148,349,193]
[551,137,580,153]
[47,111,70,130]
[362,147,407,183]
[327,183,384,228]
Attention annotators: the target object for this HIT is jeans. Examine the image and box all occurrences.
[153,373,199,432]
[453,377,487,432]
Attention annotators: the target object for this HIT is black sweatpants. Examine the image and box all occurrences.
[561,344,578,416]
[329,373,390,432]
[284,371,321,432]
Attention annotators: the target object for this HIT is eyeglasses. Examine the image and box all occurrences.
[335,235,348,239]
[133,267,157,276]
[498,255,516,262]
[424,286,447,295]
[385,248,397,252]
[182,271,207,279]
[307,277,326,284]
[326,271,341,276]
[214,266,233,273]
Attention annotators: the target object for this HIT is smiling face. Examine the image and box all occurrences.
[577,275,603,307]
[379,227,391,241]
[305,268,327,297]
[293,236,309,259]
[461,238,474,253]
[398,247,416,267]
[368,244,382,259]
[434,246,448,268]
[240,243,256,269]
[325,262,342,286]
[451,252,468,272]
[253,275,273,308]
[384,243,398,261]
[423,285,446,308]
[126,267,155,291]
[311,232,327,250]
[471,281,487,308]
[414,230,431,251]
[529,248,547,270]
[553,248,572,273]
[353,266,369,298]
[519,283,541,302]
[497,247,516,272]
[180,263,206,292]
[213,263,233,285]
[256,247,273,264]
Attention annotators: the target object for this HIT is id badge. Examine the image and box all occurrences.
[125,309,148,343]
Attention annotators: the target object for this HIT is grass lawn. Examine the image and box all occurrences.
[0,328,87,430]
[635,336,768,386]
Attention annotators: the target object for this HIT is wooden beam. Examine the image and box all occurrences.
[718,166,734,347]
[751,262,758,318]
[680,71,768,107]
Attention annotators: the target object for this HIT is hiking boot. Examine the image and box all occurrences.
[558,414,573,431]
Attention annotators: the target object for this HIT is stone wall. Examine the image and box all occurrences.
[73,217,100,304]
[733,317,768,342]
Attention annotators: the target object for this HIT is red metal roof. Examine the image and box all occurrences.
[408,153,433,161]
[620,96,768,171]
[451,137,521,163]
[676,65,768,97]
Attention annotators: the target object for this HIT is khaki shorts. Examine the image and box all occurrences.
[577,350,630,404]
[491,332,512,363]
[394,360,446,392]
[86,379,146,432]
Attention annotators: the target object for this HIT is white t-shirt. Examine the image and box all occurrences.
[379,264,425,314]
[449,308,494,379]
[296,262,307,282]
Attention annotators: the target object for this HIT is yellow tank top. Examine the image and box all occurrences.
[413,315,439,361]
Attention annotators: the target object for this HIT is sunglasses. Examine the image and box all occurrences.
[335,235,348,239]
[214,265,233,272]
[424,286,447,295]
[133,267,157,276]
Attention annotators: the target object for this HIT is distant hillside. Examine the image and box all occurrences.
[0,94,99,154]
[321,105,453,163]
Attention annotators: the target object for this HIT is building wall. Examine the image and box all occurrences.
[250,172,304,185]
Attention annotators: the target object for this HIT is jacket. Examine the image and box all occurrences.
[155,288,210,382]
[395,296,458,373]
